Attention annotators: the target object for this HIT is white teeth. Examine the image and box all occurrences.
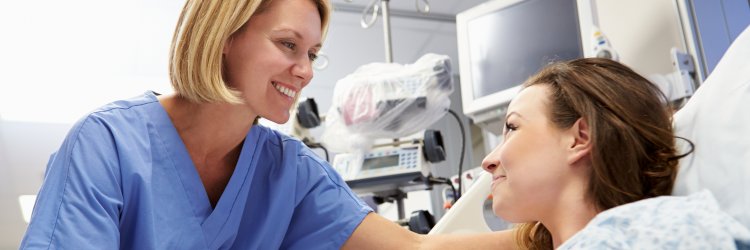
[272,81,296,98]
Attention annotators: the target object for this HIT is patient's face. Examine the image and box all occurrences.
[481,85,573,222]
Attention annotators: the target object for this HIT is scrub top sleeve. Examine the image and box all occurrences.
[20,116,123,249]
[281,153,372,250]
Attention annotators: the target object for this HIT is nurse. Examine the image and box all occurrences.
[20,0,507,249]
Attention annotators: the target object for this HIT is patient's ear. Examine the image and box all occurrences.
[566,118,592,165]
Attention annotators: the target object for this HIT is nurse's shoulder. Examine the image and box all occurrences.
[262,126,330,170]
[60,91,159,150]
[46,91,160,181]
[261,126,348,188]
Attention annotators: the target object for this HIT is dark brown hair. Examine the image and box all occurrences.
[514,58,691,249]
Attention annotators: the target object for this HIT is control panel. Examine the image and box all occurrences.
[332,145,424,181]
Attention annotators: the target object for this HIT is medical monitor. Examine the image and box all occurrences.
[457,0,583,135]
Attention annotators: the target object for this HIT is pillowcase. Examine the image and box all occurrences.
[673,25,750,229]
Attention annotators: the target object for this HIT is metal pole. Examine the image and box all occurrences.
[333,3,456,23]
[396,194,406,219]
[381,0,393,63]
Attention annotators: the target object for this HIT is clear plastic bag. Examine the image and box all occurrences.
[321,53,454,152]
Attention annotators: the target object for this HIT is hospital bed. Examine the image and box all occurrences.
[430,25,750,235]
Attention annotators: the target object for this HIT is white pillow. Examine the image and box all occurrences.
[673,25,750,229]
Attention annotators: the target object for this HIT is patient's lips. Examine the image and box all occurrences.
[491,173,507,189]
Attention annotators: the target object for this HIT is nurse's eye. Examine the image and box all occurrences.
[280,41,296,50]
[308,52,318,62]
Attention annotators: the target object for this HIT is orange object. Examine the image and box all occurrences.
[443,201,453,209]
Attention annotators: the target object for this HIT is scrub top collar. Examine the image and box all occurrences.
[143,91,265,245]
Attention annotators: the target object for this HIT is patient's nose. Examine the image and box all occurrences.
[482,148,501,174]
[482,162,497,174]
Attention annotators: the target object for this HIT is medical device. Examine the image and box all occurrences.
[456,0,584,135]
[319,51,458,218]
[321,53,453,153]
[590,26,619,61]
[333,142,425,182]
[333,129,447,181]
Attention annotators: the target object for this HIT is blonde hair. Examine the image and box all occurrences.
[169,0,331,104]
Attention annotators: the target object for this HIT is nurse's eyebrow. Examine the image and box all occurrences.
[271,28,322,50]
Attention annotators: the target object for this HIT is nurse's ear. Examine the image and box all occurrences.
[223,36,235,55]
[224,25,244,55]
[565,117,592,166]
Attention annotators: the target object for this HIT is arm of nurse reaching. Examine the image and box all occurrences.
[343,213,515,250]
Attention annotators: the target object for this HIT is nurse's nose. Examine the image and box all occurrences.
[292,56,313,83]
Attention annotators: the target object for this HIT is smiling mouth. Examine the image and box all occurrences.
[491,175,507,188]
[271,81,296,98]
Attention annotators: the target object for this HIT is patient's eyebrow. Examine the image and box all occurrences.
[506,111,524,120]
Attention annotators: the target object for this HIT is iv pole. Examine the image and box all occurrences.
[339,0,434,220]
[381,0,393,63]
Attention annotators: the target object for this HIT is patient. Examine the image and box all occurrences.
[481,58,691,249]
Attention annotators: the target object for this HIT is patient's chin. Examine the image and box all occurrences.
[492,200,524,223]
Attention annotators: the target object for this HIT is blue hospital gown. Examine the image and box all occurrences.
[20,91,372,249]
[559,191,750,250]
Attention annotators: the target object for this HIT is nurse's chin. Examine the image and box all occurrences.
[259,113,291,125]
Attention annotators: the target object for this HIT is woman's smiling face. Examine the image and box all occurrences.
[481,85,575,222]
[222,0,322,123]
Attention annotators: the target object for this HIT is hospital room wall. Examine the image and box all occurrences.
[0,1,184,248]
[579,0,749,82]
[588,0,688,77]
[0,122,71,250]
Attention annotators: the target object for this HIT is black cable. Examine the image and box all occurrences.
[304,140,330,162]
[433,177,457,204]
[422,175,458,205]
[317,144,330,162]
[446,109,466,201]
[446,179,458,204]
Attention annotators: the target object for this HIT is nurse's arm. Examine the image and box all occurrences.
[342,212,515,249]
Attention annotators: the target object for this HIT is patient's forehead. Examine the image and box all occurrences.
[507,85,551,121]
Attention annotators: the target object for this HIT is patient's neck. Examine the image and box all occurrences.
[540,189,599,248]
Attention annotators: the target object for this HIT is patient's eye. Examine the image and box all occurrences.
[504,122,517,134]
[505,122,518,133]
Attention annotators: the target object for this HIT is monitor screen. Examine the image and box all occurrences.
[362,155,400,171]
[458,0,583,121]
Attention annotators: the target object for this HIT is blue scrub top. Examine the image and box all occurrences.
[21,92,372,249]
